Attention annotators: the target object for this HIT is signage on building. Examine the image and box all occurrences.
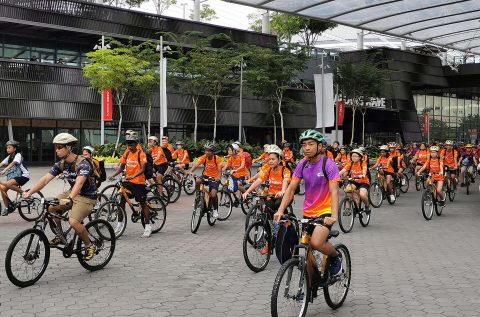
[337,100,345,126]
[423,113,429,134]
[103,88,113,121]
[339,96,387,109]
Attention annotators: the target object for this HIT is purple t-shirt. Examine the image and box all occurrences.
[293,157,340,218]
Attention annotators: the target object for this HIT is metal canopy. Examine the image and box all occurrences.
[225,0,480,54]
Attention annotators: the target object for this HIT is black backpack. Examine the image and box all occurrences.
[275,218,299,264]
[162,147,173,163]
[129,149,154,179]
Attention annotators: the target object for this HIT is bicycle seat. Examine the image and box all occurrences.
[328,230,339,239]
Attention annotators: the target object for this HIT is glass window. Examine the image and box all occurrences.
[57,49,81,66]
[32,47,55,64]
[4,44,30,60]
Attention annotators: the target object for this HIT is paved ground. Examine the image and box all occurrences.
[1,167,480,316]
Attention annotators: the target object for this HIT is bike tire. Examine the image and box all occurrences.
[217,189,233,221]
[415,175,421,191]
[18,190,45,222]
[400,176,409,193]
[368,182,383,208]
[271,257,309,317]
[163,177,181,203]
[206,210,216,226]
[338,197,354,233]
[100,184,119,199]
[95,200,127,239]
[243,221,271,272]
[183,174,196,195]
[141,196,167,234]
[148,182,170,206]
[466,176,470,195]
[77,219,116,271]
[359,201,370,227]
[245,204,262,231]
[324,244,351,309]
[191,196,203,234]
[387,191,396,205]
[435,201,444,216]
[5,228,50,288]
[448,181,456,202]
[241,195,253,215]
[421,191,434,220]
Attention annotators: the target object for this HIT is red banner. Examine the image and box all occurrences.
[103,88,113,121]
[423,113,428,134]
[337,100,345,126]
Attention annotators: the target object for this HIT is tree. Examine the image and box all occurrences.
[190,4,217,22]
[298,19,336,53]
[244,45,307,143]
[83,41,151,152]
[101,0,147,8]
[334,53,386,145]
[151,0,177,15]
[270,13,304,45]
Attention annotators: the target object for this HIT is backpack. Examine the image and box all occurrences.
[129,149,154,179]
[162,146,173,163]
[59,155,102,185]
[238,151,252,169]
[275,217,299,264]
[92,159,107,187]
[294,156,329,195]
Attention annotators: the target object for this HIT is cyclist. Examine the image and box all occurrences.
[282,142,295,170]
[0,140,29,216]
[331,141,340,158]
[372,145,396,202]
[274,129,342,277]
[23,133,97,260]
[388,142,405,186]
[412,142,429,175]
[340,148,370,214]
[223,143,249,195]
[252,144,270,164]
[172,140,190,176]
[148,136,168,192]
[162,135,175,155]
[109,133,151,237]
[417,145,445,206]
[188,143,223,218]
[335,146,351,170]
[459,144,478,187]
[441,140,458,189]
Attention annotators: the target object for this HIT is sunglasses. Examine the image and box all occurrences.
[55,144,65,150]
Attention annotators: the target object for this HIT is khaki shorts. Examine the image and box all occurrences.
[58,191,96,222]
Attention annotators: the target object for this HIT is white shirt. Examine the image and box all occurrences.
[1,153,29,178]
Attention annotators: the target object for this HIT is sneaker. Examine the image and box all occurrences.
[364,206,371,215]
[330,253,343,276]
[83,244,96,261]
[401,178,406,186]
[212,209,218,218]
[49,236,65,246]
[390,194,396,201]
[260,244,269,255]
[1,208,8,216]
[142,225,152,238]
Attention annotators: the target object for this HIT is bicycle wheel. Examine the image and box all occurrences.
[191,196,204,234]
[18,190,45,222]
[217,189,233,221]
[183,174,196,195]
[164,177,181,203]
[271,257,309,317]
[5,228,50,287]
[243,221,271,272]
[359,201,370,227]
[206,209,216,226]
[404,167,413,181]
[298,179,305,196]
[148,183,170,206]
[435,200,444,216]
[400,175,409,193]
[466,175,470,195]
[415,175,421,191]
[100,184,119,199]
[421,191,434,220]
[386,190,396,205]
[142,196,167,234]
[77,219,115,271]
[95,200,127,239]
[448,179,456,202]
[245,204,263,231]
[339,197,354,233]
[241,195,254,215]
[324,244,351,309]
[368,182,383,208]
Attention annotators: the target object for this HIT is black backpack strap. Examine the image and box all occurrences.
[322,156,329,181]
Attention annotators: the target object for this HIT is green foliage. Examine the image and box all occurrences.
[152,0,177,15]
[189,4,217,22]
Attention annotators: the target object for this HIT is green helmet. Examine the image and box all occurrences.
[299,129,324,143]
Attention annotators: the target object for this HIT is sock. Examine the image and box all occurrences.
[145,224,151,230]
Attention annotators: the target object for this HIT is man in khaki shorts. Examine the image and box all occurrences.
[24,133,98,261]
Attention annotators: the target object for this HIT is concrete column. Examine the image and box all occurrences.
[7,119,13,140]
[401,40,406,50]
[357,30,364,50]
[193,0,200,21]
[262,10,270,34]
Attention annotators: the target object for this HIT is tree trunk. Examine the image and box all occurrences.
[147,99,152,138]
[272,113,277,145]
[350,107,356,146]
[361,111,366,146]
[213,98,217,142]
[278,100,285,143]
[115,102,123,152]
[192,96,198,142]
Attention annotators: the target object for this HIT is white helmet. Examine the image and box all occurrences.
[83,146,95,155]
[234,141,242,147]
[148,136,159,144]
[230,144,240,152]
[351,148,363,157]
[430,146,439,152]
[379,145,388,151]
[445,140,454,145]
[266,145,284,158]
[125,130,136,136]
[53,133,77,145]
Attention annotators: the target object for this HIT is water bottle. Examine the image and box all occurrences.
[313,250,323,272]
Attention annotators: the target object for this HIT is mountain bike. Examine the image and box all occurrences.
[444,167,457,202]
[165,161,196,195]
[420,174,445,221]
[162,162,183,203]
[5,198,115,287]
[271,216,351,317]
[101,178,170,206]
[415,170,428,191]
[338,178,371,233]
[368,168,396,207]
[95,181,167,238]
[0,186,44,221]
[221,170,252,215]
[191,176,222,233]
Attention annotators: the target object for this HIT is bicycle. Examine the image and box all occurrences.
[243,194,298,272]
[444,167,457,202]
[338,178,371,233]
[221,170,252,215]
[0,185,44,221]
[101,178,170,207]
[166,161,196,195]
[368,167,396,207]
[420,173,445,221]
[271,216,351,317]
[95,180,167,238]
[5,197,115,287]
[463,166,474,196]
[191,176,231,233]
[162,162,183,203]
[415,170,428,191]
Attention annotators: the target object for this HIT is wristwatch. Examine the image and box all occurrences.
[67,197,74,205]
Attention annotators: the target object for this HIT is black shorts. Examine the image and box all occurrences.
[122,182,147,203]
[206,180,220,191]
[351,181,369,190]
[13,176,29,186]
[155,163,168,176]
[445,167,457,175]
[306,214,332,235]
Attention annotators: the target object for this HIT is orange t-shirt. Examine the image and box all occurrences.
[424,157,444,181]
[226,155,249,178]
[260,165,291,195]
[166,143,175,154]
[344,161,369,184]
[415,150,429,164]
[283,149,294,163]
[335,153,351,167]
[173,149,190,164]
[441,149,458,168]
[150,146,167,165]
[121,149,147,185]
[197,154,222,179]
[377,156,394,173]
[326,151,334,160]
[258,152,268,161]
